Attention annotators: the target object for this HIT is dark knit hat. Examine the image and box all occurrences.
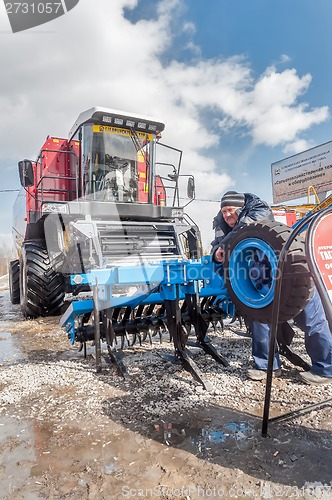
[220,191,245,209]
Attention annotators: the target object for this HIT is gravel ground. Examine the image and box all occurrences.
[0,274,331,499]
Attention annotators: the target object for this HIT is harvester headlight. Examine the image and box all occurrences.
[42,203,69,214]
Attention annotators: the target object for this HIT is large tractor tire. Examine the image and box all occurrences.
[9,259,20,304]
[20,241,65,318]
[223,221,313,323]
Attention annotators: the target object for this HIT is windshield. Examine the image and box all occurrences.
[81,123,154,202]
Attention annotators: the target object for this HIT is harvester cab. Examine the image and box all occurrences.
[11,107,202,318]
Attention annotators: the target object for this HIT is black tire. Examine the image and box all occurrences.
[223,221,314,323]
[9,260,20,304]
[20,241,65,318]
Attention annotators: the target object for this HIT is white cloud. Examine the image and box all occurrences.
[182,21,196,35]
[249,68,329,147]
[0,0,329,247]
[283,138,315,155]
[280,54,291,64]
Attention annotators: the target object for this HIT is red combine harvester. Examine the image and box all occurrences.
[10,107,202,318]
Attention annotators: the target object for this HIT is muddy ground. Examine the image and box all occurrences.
[0,275,331,499]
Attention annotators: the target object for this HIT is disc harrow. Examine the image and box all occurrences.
[60,240,312,389]
[61,256,233,389]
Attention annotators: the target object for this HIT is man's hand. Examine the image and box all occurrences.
[214,247,224,263]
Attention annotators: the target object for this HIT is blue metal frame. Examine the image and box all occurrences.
[60,256,232,344]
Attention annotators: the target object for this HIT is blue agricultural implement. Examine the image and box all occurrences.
[10,107,320,387]
[59,218,314,389]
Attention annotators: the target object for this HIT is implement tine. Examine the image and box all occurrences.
[185,292,229,367]
[103,307,128,379]
[164,286,213,391]
[277,322,311,370]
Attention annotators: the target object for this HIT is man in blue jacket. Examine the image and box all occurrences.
[211,190,332,385]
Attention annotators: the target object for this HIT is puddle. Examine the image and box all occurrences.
[0,414,126,497]
[151,420,256,455]
[0,331,23,365]
[0,417,38,496]
[0,414,257,489]
[0,290,23,323]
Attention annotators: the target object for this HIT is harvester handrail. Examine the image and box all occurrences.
[35,147,79,203]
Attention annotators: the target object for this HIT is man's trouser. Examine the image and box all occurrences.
[250,288,332,376]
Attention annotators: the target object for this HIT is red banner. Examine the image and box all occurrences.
[311,212,332,302]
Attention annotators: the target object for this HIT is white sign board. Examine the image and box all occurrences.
[271,141,332,204]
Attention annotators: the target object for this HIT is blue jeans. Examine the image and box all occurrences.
[250,288,332,376]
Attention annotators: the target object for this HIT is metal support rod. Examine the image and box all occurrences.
[269,397,332,424]
[262,211,322,436]
[93,280,102,373]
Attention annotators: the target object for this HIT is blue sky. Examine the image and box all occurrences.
[0,0,332,249]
